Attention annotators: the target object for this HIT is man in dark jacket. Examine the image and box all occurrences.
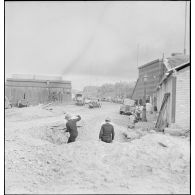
[65,113,81,143]
[99,117,115,143]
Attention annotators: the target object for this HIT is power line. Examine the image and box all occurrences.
[184,1,187,55]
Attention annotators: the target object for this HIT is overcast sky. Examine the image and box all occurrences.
[5,1,190,90]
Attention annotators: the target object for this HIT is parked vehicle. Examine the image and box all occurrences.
[88,100,101,108]
[120,98,135,115]
[5,96,12,109]
[84,98,91,104]
[112,97,123,104]
[101,97,107,101]
[75,93,84,106]
[117,98,124,104]
[17,99,29,108]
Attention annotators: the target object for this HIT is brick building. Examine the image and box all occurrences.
[5,74,72,106]
[156,54,190,130]
[131,59,166,105]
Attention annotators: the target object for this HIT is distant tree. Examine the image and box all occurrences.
[83,86,99,98]
[83,81,135,99]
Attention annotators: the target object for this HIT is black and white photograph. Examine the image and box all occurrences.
[4,1,190,194]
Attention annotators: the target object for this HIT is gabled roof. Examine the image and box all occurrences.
[138,59,161,69]
[157,60,190,90]
[163,54,189,70]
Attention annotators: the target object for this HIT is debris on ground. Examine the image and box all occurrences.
[149,129,156,133]
[127,124,135,129]
[41,102,53,109]
[41,103,55,111]
[123,126,147,141]
[164,127,190,137]
[158,142,168,148]
[5,103,190,194]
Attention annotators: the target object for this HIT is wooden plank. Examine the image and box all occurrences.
[171,77,177,123]
[155,93,170,131]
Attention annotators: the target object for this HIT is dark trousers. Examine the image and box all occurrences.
[67,136,76,143]
[101,138,112,143]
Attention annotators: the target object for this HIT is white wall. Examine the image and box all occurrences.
[175,66,190,129]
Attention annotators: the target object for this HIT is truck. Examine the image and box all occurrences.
[75,93,84,106]
[17,97,29,108]
[119,98,135,115]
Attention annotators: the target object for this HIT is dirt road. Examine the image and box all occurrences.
[5,102,190,194]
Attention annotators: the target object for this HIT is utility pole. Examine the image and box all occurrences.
[142,75,147,122]
[184,1,187,54]
[160,53,165,82]
[137,44,139,67]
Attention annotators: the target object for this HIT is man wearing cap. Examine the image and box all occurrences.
[65,113,81,143]
[99,117,115,143]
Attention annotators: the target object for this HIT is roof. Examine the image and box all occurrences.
[157,61,190,90]
[163,54,189,70]
[132,59,165,99]
[138,59,161,69]
[6,78,71,84]
[11,74,63,81]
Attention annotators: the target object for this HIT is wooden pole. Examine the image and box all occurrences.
[184,1,187,54]
[142,77,147,122]
[137,44,139,67]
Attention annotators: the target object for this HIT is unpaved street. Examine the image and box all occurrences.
[5,102,190,194]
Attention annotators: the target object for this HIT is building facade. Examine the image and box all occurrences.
[131,59,166,105]
[175,66,190,129]
[5,76,72,106]
[156,58,190,130]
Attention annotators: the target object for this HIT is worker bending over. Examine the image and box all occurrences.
[65,113,81,143]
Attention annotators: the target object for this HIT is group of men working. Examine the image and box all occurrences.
[64,114,115,144]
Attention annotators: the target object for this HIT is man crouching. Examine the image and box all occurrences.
[99,117,115,143]
[65,113,81,143]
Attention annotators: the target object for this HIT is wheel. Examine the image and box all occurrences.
[120,111,123,115]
